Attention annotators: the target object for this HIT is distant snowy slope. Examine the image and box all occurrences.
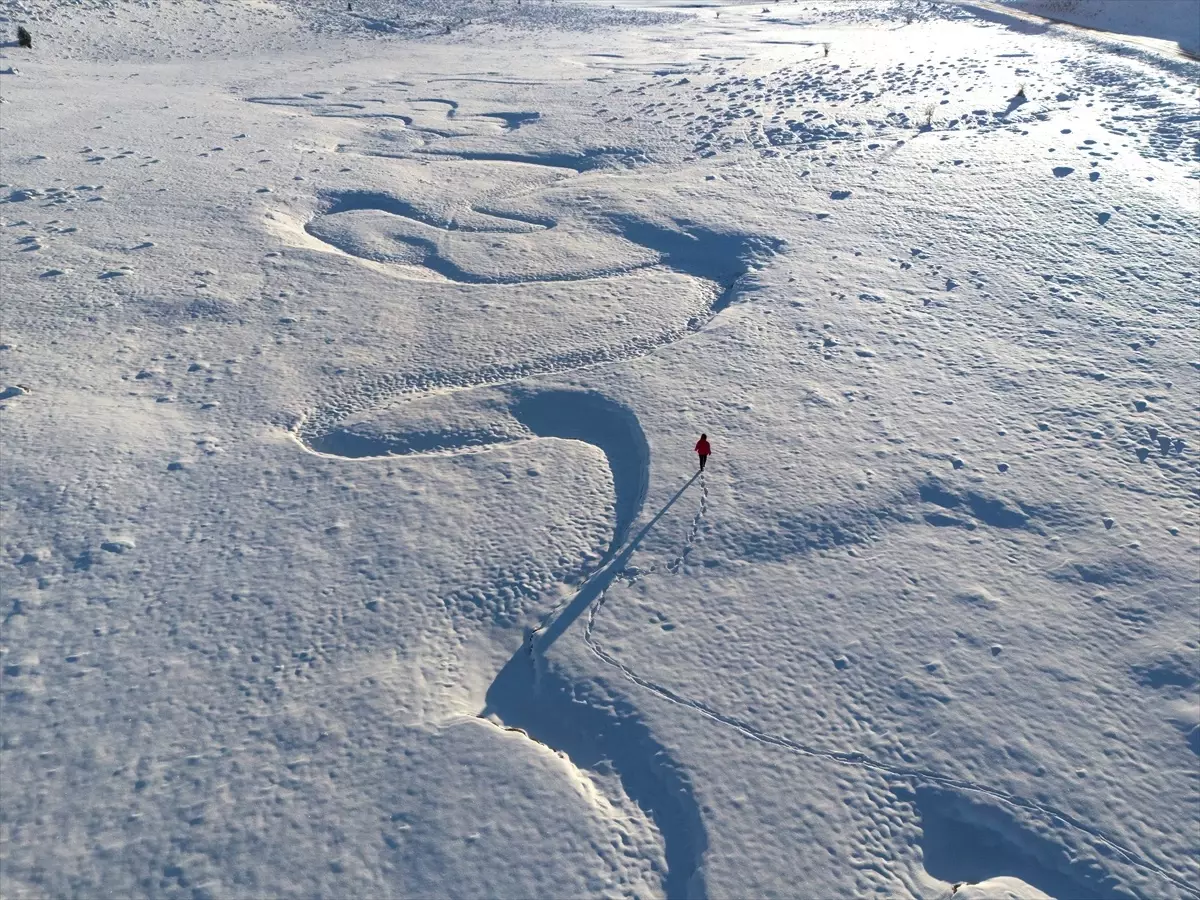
[273,0,684,34]
[998,0,1200,53]
[0,0,679,62]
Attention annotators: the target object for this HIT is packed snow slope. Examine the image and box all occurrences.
[1,1,1198,898]
[997,0,1200,55]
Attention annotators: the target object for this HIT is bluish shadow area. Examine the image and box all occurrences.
[918,479,1031,529]
[912,786,1135,900]
[479,111,541,130]
[306,426,391,458]
[307,425,508,458]
[957,3,1051,36]
[1002,93,1028,116]
[482,641,708,899]
[531,474,695,652]
[605,215,784,292]
[318,189,459,230]
[508,389,650,557]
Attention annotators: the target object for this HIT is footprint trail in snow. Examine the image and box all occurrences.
[575,471,1198,900]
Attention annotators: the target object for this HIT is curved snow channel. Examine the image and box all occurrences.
[482,650,709,900]
[471,715,669,898]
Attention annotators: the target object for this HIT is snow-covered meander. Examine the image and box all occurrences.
[2,1,1197,898]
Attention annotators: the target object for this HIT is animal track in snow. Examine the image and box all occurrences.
[580,574,1198,900]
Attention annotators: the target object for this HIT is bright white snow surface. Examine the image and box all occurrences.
[1,0,1198,898]
[952,875,1053,900]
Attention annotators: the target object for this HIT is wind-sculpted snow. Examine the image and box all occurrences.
[4,1,1199,898]
[301,151,778,286]
[286,142,778,896]
[583,580,1197,898]
[915,785,1137,900]
[307,387,651,556]
[509,390,650,557]
[482,649,708,900]
[292,149,780,450]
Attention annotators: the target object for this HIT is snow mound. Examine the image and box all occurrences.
[1001,0,1200,53]
[951,877,1054,900]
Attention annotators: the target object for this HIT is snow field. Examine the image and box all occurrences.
[1,1,1197,898]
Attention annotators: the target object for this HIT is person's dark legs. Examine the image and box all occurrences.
[699,454,707,471]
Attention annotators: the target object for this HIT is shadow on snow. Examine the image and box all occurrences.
[482,473,707,900]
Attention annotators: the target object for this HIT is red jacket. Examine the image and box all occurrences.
[695,438,711,456]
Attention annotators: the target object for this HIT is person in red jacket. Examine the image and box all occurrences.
[695,433,711,472]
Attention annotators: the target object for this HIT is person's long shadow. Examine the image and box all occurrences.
[482,470,700,718]
[536,470,698,652]
[479,470,708,900]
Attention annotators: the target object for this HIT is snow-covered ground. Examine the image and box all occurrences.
[998,0,1200,55]
[1,1,1197,898]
